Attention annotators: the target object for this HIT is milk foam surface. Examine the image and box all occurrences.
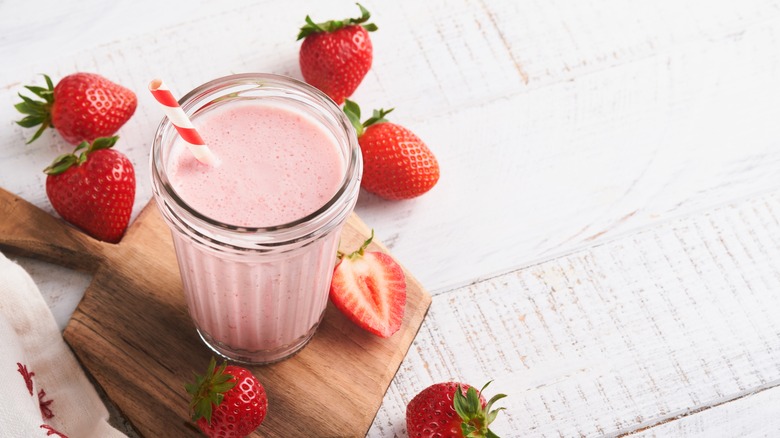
[168,101,344,227]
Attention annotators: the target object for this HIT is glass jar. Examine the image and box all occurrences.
[150,74,362,364]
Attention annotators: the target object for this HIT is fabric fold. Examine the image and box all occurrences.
[0,251,125,438]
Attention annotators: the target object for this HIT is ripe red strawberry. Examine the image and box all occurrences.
[186,358,268,438]
[329,230,406,337]
[406,381,507,438]
[44,136,135,243]
[344,100,440,200]
[297,4,377,104]
[15,73,137,144]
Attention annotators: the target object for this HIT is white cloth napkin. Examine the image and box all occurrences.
[0,251,125,438]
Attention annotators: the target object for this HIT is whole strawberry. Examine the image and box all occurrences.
[344,100,440,200]
[297,3,377,104]
[186,358,268,438]
[15,73,137,144]
[406,381,506,438]
[44,136,135,243]
[329,230,407,337]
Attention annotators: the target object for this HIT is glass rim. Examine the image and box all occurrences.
[150,73,362,242]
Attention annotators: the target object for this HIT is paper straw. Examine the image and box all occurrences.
[148,79,219,166]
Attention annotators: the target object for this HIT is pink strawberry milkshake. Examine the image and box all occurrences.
[151,74,362,364]
[168,102,344,227]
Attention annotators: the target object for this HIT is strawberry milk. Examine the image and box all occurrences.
[167,102,344,227]
[151,74,362,364]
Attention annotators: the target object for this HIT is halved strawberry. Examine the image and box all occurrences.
[329,230,407,337]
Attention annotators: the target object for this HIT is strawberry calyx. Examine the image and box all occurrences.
[343,99,394,137]
[44,136,119,175]
[297,3,378,40]
[337,229,375,259]
[185,357,237,425]
[15,74,56,144]
[453,381,507,438]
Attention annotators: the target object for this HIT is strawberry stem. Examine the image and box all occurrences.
[453,381,507,438]
[343,100,394,137]
[297,3,377,40]
[43,136,119,175]
[185,357,237,425]
[15,74,56,144]
[338,229,375,260]
[362,107,394,129]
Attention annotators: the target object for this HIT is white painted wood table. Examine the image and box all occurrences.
[2,0,780,436]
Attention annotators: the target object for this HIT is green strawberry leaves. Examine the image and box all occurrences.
[15,74,55,144]
[338,229,375,259]
[185,357,237,425]
[43,136,119,175]
[297,3,377,40]
[343,99,393,137]
[453,381,507,438]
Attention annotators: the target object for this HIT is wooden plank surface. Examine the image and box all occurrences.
[0,188,431,437]
[1,0,780,436]
[370,190,780,436]
[2,0,780,295]
[631,385,780,437]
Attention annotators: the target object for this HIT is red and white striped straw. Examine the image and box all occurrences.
[148,79,219,166]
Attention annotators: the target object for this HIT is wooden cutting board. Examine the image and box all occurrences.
[0,187,431,437]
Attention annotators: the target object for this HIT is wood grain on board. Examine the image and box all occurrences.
[0,187,431,437]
